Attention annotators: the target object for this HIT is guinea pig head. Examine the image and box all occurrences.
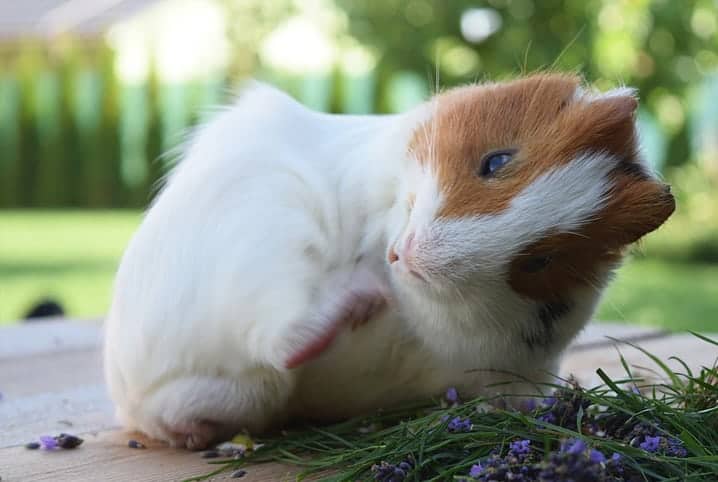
[389,74,675,304]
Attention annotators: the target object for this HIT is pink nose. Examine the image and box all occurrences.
[388,232,415,264]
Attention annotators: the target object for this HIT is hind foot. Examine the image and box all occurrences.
[162,419,230,451]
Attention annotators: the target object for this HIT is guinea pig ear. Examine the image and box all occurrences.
[571,87,640,157]
[574,85,638,109]
[601,93,638,120]
[601,163,676,247]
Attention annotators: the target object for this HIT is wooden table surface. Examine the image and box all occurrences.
[1,319,715,481]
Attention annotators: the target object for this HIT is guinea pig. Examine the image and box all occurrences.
[103,73,675,450]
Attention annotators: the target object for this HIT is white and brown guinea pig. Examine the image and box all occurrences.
[103,73,675,449]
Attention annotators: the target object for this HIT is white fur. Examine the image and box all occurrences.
[104,82,628,445]
[388,153,618,365]
[574,85,637,102]
[418,152,617,280]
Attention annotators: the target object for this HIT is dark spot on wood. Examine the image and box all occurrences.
[128,439,146,449]
[57,433,83,449]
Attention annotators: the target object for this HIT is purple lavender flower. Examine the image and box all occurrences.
[611,453,621,462]
[509,439,531,456]
[39,435,58,450]
[371,456,414,481]
[589,449,606,463]
[469,454,540,482]
[613,420,688,458]
[535,387,591,431]
[447,416,472,433]
[446,387,459,403]
[666,437,688,457]
[620,421,660,445]
[469,463,483,478]
[639,435,662,453]
[561,438,587,455]
[523,398,538,412]
[538,412,557,424]
[540,439,623,481]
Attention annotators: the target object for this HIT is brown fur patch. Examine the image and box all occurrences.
[408,73,675,301]
[507,172,675,301]
[408,74,640,218]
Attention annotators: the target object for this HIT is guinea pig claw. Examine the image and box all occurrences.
[349,292,387,331]
[163,420,221,451]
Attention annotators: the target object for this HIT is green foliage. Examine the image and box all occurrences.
[639,165,718,264]
[0,210,141,323]
[336,0,717,166]
[598,258,718,332]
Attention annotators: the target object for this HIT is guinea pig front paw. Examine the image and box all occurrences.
[343,265,391,330]
[345,287,388,331]
[283,266,390,369]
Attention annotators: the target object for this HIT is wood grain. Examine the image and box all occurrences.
[0,430,301,482]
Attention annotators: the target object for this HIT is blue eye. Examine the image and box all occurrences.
[479,150,515,177]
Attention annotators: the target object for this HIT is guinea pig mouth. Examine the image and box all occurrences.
[388,250,428,283]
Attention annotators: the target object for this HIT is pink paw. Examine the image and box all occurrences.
[284,265,390,369]
[162,420,224,451]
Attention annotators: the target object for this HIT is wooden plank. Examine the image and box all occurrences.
[0,318,102,360]
[561,332,718,388]
[0,321,114,448]
[1,320,712,481]
[570,321,668,351]
[0,430,302,482]
[0,319,672,448]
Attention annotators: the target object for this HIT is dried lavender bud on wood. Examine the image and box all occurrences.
[57,433,84,449]
[128,440,146,449]
[201,450,220,459]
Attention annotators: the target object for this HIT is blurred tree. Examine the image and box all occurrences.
[218,0,297,81]
[0,66,21,206]
[335,0,717,171]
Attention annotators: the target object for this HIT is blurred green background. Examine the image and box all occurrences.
[0,0,716,329]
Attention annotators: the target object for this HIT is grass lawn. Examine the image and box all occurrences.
[0,210,142,323]
[1,210,717,331]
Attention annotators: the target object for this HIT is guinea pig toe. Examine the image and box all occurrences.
[163,420,222,451]
[185,431,211,451]
[349,291,387,330]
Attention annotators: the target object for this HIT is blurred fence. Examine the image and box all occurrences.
[0,41,215,208]
[0,34,716,210]
[0,40,425,209]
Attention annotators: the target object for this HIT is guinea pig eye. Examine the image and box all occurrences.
[479,149,515,177]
